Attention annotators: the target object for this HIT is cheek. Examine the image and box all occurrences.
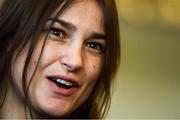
[38,43,60,68]
[13,53,26,80]
[11,49,39,93]
[33,60,37,65]
[13,61,23,85]
[93,65,96,70]
[11,52,27,97]
[86,57,102,80]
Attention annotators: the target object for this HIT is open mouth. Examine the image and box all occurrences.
[47,76,79,89]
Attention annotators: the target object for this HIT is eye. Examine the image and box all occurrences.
[49,27,66,40]
[86,41,105,53]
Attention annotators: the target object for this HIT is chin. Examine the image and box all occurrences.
[30,98,75,118]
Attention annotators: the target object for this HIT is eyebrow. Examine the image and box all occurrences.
[48,18,106,40]
[48,18,76,31]
[88,32,107,41]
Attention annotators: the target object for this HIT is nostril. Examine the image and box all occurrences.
[63,63,74,71]
[62,60,83,72]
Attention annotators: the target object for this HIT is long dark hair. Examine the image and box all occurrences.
[0,0,120,118]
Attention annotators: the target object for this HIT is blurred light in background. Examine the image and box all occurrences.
[108,0,180,119]
[116,0,180,28]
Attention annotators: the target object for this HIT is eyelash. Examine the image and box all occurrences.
[86,41,104,53]
[49,27,66,40]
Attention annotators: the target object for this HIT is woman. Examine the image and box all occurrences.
[0,0,120,119]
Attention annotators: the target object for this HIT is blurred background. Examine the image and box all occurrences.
[107,0,180,119]
[0,0,179,119]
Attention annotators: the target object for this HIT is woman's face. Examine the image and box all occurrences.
[12,0,106,117]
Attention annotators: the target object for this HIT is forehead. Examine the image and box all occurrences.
[60,0,102,17]
[52,0,104,33]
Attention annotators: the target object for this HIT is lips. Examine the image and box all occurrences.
[46,75,80,96]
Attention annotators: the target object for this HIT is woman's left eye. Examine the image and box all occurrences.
[86,42,104,53]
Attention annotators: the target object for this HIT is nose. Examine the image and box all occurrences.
[61,45,83,72]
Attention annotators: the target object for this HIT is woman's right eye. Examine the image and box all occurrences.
[49,28,66,40]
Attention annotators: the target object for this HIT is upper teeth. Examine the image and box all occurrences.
[56,79,73,86]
